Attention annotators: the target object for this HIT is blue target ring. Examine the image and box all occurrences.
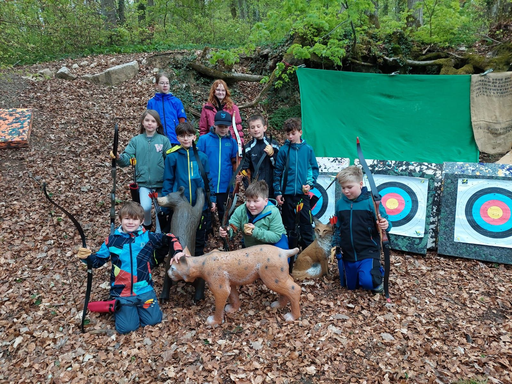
[465,187,512,239]
[310,183,328,219]
[378,182,418,227]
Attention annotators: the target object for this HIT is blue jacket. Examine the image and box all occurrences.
[161,145,216,211]
[333,187,392,263]
[147,93,187,145]
[85,228,183,298]
[197,128,238,194]
[273,139,319,197]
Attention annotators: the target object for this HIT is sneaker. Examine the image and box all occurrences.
[371,283,384,294]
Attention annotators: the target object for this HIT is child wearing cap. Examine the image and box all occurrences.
[197,111,238,222]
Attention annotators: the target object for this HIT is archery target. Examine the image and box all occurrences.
[454,179,512,248]
[310,173,337,223]
[365,174,428,238]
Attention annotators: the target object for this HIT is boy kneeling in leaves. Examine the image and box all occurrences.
[77,201,184,334]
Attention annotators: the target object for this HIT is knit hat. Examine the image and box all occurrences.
[214,111,232,126]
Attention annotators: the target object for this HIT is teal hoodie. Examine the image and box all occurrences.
[118,133,171,189]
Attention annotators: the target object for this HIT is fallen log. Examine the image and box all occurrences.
[188,62,264,82]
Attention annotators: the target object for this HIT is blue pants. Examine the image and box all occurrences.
[337,257,383,291]
[114,290,162,334]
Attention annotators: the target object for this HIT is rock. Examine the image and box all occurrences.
[83,60,139,86]
[38,69,54,78]
[56,67,77,80]
[381,332,395,341]
[71,64,79,69]
[80,61,89,66]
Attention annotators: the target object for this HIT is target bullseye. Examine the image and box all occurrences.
[465,187,512,239]
[378,182,418,226]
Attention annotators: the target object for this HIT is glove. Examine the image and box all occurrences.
[244,223,254,236]
[109,151,118,160]
[264,145,274,157]
[77,247,92,260]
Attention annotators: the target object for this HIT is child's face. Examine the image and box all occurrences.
[177,133,195,149]
[249,119,267,140]
[214,124,230,137]
[214,83,226,101]
[143,113,158,135]
[286,129,302,144]
[245,196,268,216]
[121,215,142,232]
[156,76,170,94]
[341,181,364,201]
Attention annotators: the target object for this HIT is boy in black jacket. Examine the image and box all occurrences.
[240,115,280,197]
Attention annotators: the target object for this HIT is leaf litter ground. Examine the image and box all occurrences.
[0,53,511,384]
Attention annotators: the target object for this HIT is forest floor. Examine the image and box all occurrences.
[0,53,511,384]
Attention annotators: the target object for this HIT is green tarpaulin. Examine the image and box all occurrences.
[296,68,479,164]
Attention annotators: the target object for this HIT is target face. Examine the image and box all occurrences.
[368,175,428,238]
[455,179,512,248]
[310,173,337,223]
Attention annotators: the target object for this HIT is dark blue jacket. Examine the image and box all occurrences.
[85,228,182,298]
[197,128,238,194]
[161,145,216,211]
[333,187,392,262]
[147,93,187,145]
[273,139,319,197]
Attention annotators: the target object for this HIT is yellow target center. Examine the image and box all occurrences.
[487,206,503,220]
[386,198,399,210]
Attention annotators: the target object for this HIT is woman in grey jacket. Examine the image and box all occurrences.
[112,110,171,229]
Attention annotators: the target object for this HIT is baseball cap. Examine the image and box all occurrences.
[214,111,232,126]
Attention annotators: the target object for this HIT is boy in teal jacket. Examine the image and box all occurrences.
[273,118,319,249]
[219,180,288,249]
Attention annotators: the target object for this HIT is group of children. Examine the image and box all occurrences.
[77,72,391,334]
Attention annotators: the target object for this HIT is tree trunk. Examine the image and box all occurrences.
[406,0,423,28]
[118,0,125,25]
[101,0,117,28]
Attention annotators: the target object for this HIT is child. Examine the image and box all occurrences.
[332,166,391,293]
[197,110,238,223]
[113,109,171,230]
[273,117,319,249]
[219,180,288,248]
[161,121,216,257]
[76,201,184,334]
[240,115,280,198]
[147,71,187,146]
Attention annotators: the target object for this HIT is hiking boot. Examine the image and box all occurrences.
[371,283,384,295]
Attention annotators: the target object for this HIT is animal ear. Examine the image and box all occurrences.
[183,246,191,256]
[313,217,321,226]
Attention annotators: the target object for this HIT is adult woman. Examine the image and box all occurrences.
[199,79,244,143]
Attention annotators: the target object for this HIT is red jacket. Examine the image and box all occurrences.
[199,102,244,144]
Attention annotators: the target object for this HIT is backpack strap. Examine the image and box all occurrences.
[192,142,212,210]
[280,143,293,195]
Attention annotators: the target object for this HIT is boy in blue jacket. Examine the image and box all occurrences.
[332,166,391,293]
[77,201,184,334]
[161,121,216,302]
[273,117,319,249]
[197,111,238,223]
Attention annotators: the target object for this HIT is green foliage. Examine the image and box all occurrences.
[268,105,302,130]
[0,0,496,66]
